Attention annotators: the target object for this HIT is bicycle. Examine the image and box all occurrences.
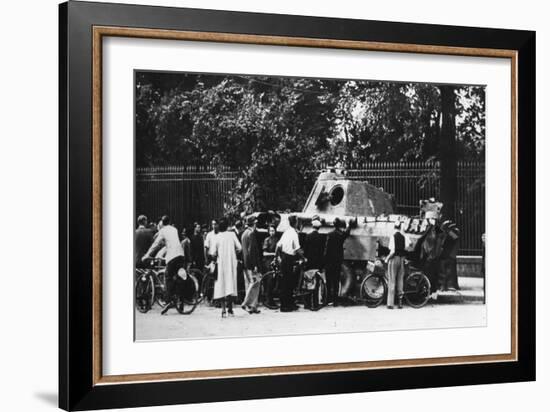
[360,258,431,308]
[200,268,217,306]
[186,264,206,303]
[135,257,199,314]
[135,265,156,313]
[259,258,327,310]
[259,259,282,310]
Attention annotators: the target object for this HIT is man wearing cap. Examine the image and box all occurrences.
[240,216,262,313]
[304,218,325,271]
[324,218,351,306]
[385,221,410,309]
[439,221,460,291]
[302,218,325,310]
[135,215,154,268]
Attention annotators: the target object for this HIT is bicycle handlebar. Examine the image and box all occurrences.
[141,257,166,266]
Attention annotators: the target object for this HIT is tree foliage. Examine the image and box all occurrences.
[136,72,485,215]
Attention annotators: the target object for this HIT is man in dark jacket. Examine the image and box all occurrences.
[240,216,262,313]
[135,215,154,268]
[324,218,351,306]
[385,221,410,309]
[189,222,205,270]
[233,219,246,302]
[438,221,460,291]
[304,219,325,270]
[303,219,325,310]
[233,219,245,241]
[180,227,192,266]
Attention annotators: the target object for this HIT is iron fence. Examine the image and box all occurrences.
[136,165,239,233]
[136,162,484,255]
[328,162,485,255]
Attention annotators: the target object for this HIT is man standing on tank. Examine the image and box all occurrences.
[324,217,351,306]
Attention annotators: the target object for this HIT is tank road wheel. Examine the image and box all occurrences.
[135,272,155,313]
[403,272,431,308]
[360,274,387,308]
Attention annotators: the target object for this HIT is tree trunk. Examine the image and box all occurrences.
[344,126,352,169]
[439,85,457,222]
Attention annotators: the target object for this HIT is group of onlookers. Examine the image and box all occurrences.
[135,212,414,315]
[134,213,358,316]
[135,214,270,316]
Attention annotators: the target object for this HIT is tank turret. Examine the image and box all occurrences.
[302,169,394,217]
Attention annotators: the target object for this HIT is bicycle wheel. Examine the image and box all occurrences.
[135,272,155,313]
[201,274,216,306]
[155,271,168,308]
[403,272,431,308]
[360,274,387,308]
[259,271,280,310]
[188,268,205,302]
[176,274,199,315]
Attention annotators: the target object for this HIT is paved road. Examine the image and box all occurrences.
[135,301,486,341]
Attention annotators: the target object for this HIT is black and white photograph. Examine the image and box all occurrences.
[0,0,541,410]
[133,70,487,341]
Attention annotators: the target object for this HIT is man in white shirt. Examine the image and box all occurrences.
[276,215,303,312]
[142,215,186,314]
[204,219,220,263]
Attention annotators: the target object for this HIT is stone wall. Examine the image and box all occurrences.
[457,255,483,278]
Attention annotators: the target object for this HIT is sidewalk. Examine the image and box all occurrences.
[136,302,486,341]
[435,276,485,304]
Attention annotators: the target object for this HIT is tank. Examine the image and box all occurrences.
[249,168,445,293]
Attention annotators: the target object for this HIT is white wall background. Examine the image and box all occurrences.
[0,0,545,411]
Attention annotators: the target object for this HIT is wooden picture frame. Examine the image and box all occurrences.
[59,1,535,410]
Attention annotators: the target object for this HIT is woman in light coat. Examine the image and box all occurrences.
[213,218,242,317]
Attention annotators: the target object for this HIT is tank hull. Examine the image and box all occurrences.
[274,212,432,261]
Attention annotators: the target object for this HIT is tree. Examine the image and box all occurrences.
[439,85,458,221]
[135,72,486,217]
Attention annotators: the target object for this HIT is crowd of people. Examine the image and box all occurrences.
[135,212,411,316]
